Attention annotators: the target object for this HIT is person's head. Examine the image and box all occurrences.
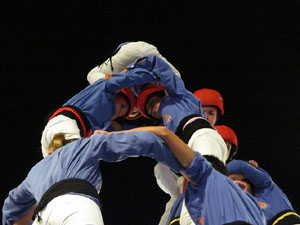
[48,133,79,155]
[42,118,82,158]
[137,84,165,120]
[193,88,224,126]
[203,155,227,175]
[112,88,136,120]
[214,125,238,162]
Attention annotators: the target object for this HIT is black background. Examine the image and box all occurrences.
[1,1,300,224]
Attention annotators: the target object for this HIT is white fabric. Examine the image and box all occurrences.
[177,176,185,194]
[180,199,196,225]
[41,115,81,158]
[154,163,180,198]
[32,194,104,225]
[87,41,181,85]
[155,163,186,225]
[188,128,228,164]
[86,69,106,85]
[158,197,178,225]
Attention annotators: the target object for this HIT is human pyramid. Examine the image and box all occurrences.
[3,41,300,225]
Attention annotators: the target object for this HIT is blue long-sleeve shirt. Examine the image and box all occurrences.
[167,153,266,225]
[63,68,157,131]
[126,54,205,133]
[3,131,181,225]
[227,160,294,224]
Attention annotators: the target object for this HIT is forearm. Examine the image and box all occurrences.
[228,160,271,187]
[13,205,35,225]
[127,126,196,168]
[158,127,196,168]
[91,130,182,172]
[106,69,157,93]
[134,55,186,95]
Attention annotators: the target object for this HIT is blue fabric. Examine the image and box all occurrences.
[63,70,156,131]
[167,153,266,225]
[127,54,205,133]
[227,160,294,224]
[2,131,181,225]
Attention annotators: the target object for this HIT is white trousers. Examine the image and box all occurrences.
[32,194,104,225]
[87,41,181,85]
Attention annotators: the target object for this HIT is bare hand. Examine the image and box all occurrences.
[93,130,110,136]
[249,160,258,168]
[104,74,113,80]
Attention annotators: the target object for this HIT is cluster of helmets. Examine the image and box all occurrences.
[122,84,238,161]
[119,83,165,120]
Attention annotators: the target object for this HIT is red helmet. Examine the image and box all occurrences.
[119,88,140,120]
[137,84,165,119]
[214,125,238,159]
[193,88,224,115]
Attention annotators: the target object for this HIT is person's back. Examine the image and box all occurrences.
[3,128,182,225]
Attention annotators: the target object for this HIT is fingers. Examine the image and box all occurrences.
[93,130,110,136]
[104,74,113,80]
[249,160,258,168]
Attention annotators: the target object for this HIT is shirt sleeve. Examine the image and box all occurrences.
[227,159,272,188]
[181,152,212,184]
[105,69,157,93]
[87,131,182,173]
[2,179,36,225]
[129,54,188,96]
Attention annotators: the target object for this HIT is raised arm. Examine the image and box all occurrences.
[104,65,158,93]
[129,54,189,97]
[227,159,272,188]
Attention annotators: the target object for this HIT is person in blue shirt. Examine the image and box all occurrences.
[127,54,228,224]
[3,128,182,225]
[86,40,181,128]
[41,64,157,158]
[109,126,266,225]
[227,159,300,225]
[134,54,227,164]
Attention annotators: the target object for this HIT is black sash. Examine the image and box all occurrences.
[32,178,99,221]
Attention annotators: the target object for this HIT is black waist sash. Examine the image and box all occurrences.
[32,178,99,221]
[269,209,300,225]
[175,114,214,144]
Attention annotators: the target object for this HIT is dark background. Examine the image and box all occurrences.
[1,1,300,224]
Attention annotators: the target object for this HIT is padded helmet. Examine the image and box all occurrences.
[214,125,238,160]
[193,88,224,115]
[119,88,139,120]
[137,84,165,119]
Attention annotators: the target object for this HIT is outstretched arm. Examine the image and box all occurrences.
[96,126,196,168]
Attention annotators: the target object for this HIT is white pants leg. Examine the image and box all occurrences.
[32,194,104,225]
[180,199,196,225]
[87,41,181,85]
